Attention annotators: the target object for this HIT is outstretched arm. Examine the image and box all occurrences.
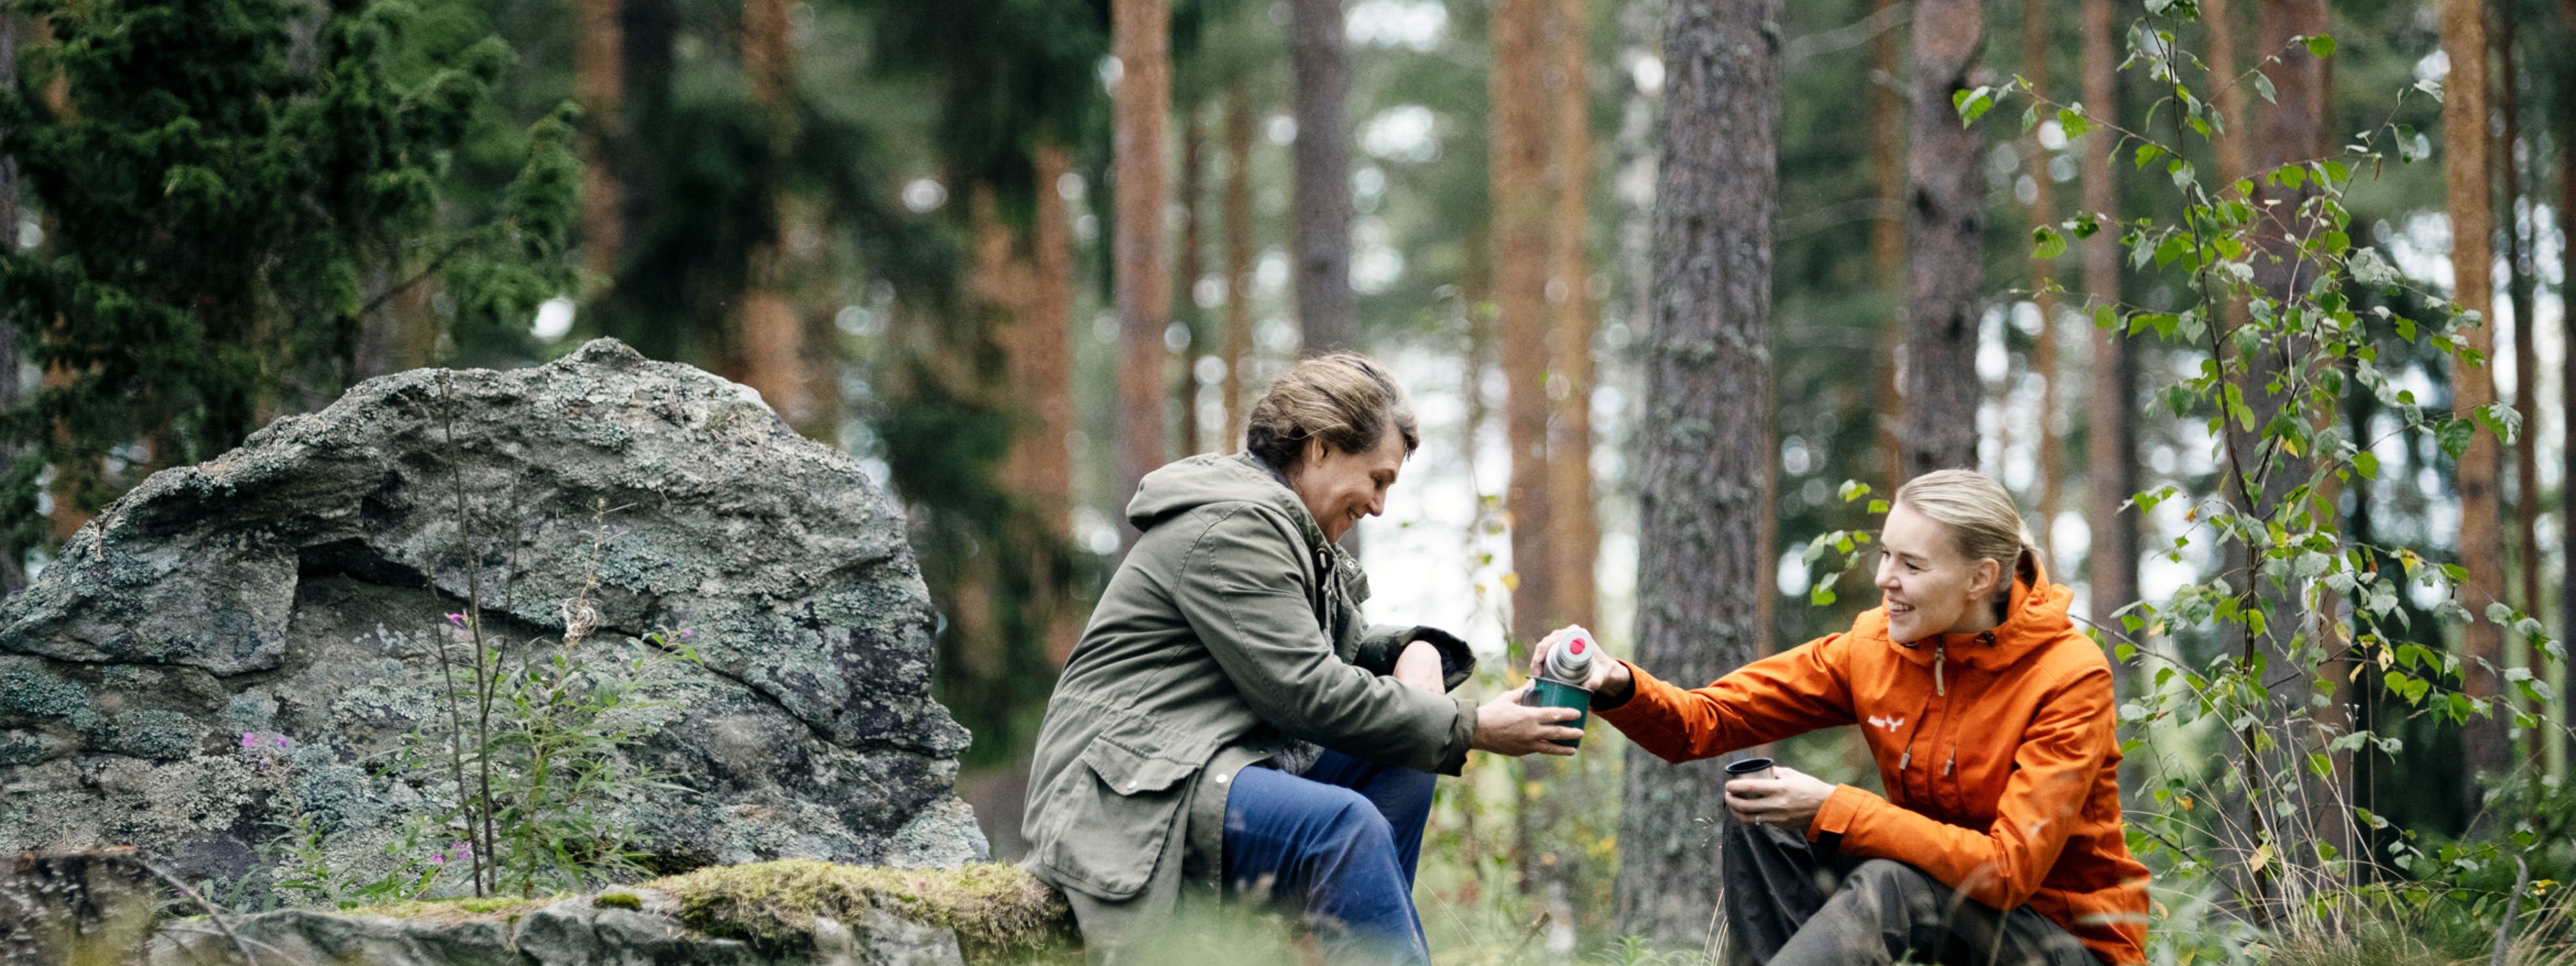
[1587,636,1860,763]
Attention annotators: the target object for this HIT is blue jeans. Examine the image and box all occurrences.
[1221,749,1436,965]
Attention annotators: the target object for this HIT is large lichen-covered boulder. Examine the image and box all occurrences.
[0,338,983,896]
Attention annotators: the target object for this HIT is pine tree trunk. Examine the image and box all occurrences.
[737,0,815,434]
[1290,0,1355,354]
[1547,0,1598,630]
[1223,88,1254,451]
[2241,0,2341,891]
[2494,0,2543,772]
[2203,0,2252,187]
[1492,0,1552,644]
[1616,0,1778,944]
[1899,0,1985,479]
[2082,0,2137,667]
[1871,0,1906,490]
[619,0,675,258]
[1178,107,1206,456]
[1113,0,1172,539]
[1029,144,1080,663]
[2439,0,2511,804]
[2022,0,2060,558]
[577,0,623,288]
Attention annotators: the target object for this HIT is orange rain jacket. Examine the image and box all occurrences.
[1595,569,2151,965]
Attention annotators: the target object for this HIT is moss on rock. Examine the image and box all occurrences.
[341,893,559,923]
[650,859,1074,962]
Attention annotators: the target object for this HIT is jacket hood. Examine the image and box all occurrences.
[1850,559,2079,671]
[1125,452,1329,547]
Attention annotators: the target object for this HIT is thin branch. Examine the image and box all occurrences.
[140,858,294,966]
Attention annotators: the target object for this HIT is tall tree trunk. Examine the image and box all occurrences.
[738,0,815,433]
[2082,0,2138,672]
[1031,145,1081,663]
[2203,0,2253,188]
[2022,0,2060,558]
[1113,0,1172,539]
[1871,0,1907,490]
[2238,0,2339,900]
[1223,87,1254,450]
[1491,0,1559,901]
[1899,0,1986,478]
[1178,107,1206,455]
[1616,0,1779,945]
[1291,0,1355,354]
[1493,0,1553,643]
[2494,0,2543,772]
[619,0,675,262]
[2438,0,2510,808]
[577,0,623,289]
[1548,0,1598,630]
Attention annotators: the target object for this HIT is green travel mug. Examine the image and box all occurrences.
[1522,631,1598,748]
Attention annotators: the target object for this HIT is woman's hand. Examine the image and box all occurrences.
[1470,686,1583,756]
[1531,625,1634,703]
[1393,640,1445,693]
[1723,765,1836,830]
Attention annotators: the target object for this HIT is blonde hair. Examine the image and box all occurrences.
[1893,469,2042,598]
[1244,353,1419,471]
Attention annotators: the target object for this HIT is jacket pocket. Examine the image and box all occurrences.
[1034,735,1200,901]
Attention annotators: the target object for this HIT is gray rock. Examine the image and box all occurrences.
[144,891,972,966]
[0,339,985,899]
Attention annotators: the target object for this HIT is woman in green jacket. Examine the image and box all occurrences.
[1020,353,1579,963]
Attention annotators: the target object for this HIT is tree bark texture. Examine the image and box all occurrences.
[737,0,817,435]
[2493,2,2543,771]
[2081,0,2138,654]
[577,0,624,286]
[2438,0,2510,798]
[2022,0,2061,559]
[619,0,675,256]
[1223,87,1254,451]
[1114,0,1172,541]
[1291,0,1355,354]
[1178,108,1206,455]
[1871,0,1907,490]
[1492,0,1553,644]
[1616,0,1779,946]
[2203,0,2252,186]
[1548,0,1598,630]
[1899,0,1986,479]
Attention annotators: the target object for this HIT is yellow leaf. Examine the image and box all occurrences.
[1501,572,1521,591]
[2249,842,2273,874]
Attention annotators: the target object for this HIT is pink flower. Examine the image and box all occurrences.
[275,735,290,748]
[445,612,467,627]
[679,629,694,638]
[430,854,444,865]
[240,732,258,748]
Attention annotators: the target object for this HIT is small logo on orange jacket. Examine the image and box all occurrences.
[1868,714,1906,733]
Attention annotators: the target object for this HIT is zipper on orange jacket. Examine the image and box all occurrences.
[1934,641,1947,697]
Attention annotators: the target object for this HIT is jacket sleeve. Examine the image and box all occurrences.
[1805,664,2114,911]
[1355,625,1478,692]
[1172,507,1475,774]
[1591,637,1858,763]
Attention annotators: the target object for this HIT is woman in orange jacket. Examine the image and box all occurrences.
[1541,469,2150,965]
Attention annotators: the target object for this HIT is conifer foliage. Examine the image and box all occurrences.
[0,0,577,536]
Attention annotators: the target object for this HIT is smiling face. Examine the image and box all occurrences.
[1873,502,2007,644]
[1285,425,1406,544]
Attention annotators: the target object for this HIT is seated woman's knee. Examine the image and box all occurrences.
[1841,858,1937,897]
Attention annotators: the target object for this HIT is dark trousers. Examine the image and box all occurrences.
[1724,814,2105,966]
[1221,750,1436,965]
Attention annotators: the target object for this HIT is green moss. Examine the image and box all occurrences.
[592,891,642,910]
[343,894,556,922]
[107,709,200,761]
[650,859,1074,962]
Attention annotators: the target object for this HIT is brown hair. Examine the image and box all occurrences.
[1893,469,2043,600]
[1244,353,1419,472]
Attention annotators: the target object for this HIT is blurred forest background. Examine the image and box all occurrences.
[1,0,2573,958]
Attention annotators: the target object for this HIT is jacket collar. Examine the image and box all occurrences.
[1852,559,2075,671]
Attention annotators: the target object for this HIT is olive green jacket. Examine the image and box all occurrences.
[1019,453,1476,956]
